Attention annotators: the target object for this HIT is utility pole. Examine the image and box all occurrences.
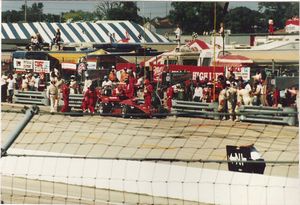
[24,0,27,22]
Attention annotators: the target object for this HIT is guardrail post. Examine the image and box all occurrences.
[1,105,39,157]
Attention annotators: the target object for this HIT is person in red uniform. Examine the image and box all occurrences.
[166,83,174,112]
[144,79,153,108]
[272,87,280,107]
[88,84,97,114]
[125,79,134,99]
[82,84,97,114]
[60,81,70,112]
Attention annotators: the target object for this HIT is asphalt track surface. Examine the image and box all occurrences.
[1,103,298,204]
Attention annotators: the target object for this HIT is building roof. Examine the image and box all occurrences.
[1,21,170,44]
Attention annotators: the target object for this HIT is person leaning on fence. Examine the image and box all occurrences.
[47,80,59,113]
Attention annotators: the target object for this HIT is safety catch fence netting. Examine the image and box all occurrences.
[1,107,299,205]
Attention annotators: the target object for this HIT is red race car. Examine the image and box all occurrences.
[97,96,168,118]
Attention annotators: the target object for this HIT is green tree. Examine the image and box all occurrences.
[63,10,95,22]
[258,2,299,30]
[2,10,23,22]
[20,2,44,22]
[95,1,143,23]
[168,2,224,35]
[224,7,264,33]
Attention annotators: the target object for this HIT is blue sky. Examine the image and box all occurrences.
[1,1,259,18]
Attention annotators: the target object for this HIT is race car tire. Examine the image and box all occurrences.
[98,103,104,114]
[98,103,111,114]
[122,105,129,118]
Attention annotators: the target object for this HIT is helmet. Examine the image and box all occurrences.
[144,79,150,85]
[104,75,108,79]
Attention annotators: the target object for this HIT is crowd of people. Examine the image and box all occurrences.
[26,28,61,51]
[1,67,298,117]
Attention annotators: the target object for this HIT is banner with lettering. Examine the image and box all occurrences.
[168,65,224,81]
[226,145,265,174]
[14,59,33,72]
[33,60,50,73]
[225,67,250,80]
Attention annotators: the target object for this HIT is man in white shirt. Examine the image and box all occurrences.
[6,74,15,103]
[193,84,203,102]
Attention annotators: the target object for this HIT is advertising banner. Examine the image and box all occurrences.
[62,63,77,70]
[87,62,97,70]
[14,59,33,72]
[168,65,224,81]
[225,67,250,80]
[33,60,50,73]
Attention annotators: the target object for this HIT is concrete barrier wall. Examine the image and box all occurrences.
[1,149,299,205]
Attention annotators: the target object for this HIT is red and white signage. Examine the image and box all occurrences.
[14,59,49,73]
[62,63,77,70]
[33,60,50,73]
[225,66,250,80]
[285,18,300,33]
[14,59,33,71]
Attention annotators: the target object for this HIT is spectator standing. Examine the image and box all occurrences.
[6,74,15,103]
[226,82,237,121]
[21,74,29,91]
[218,82,229,120]
[193,83,203,102]
[47,80,59,113]
[38,72,46,91]
[34,73,40,91]
[27,73,36,91]
[1,74,8,102]
[252,80,262,105]
[69,75,78,94]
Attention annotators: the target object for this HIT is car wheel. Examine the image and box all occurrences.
[122,105,129,118]
[98,103,104,114]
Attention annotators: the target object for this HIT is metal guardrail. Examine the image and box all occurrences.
[68,94,83,110]
[13,91,49,106]
[172,100,219,119]
[239,105,298,126]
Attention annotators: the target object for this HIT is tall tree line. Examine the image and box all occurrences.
[2,1,299,34]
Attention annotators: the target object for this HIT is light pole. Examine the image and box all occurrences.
[24,0,27,22]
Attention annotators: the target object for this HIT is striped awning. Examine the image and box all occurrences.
[1,21,169,44]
